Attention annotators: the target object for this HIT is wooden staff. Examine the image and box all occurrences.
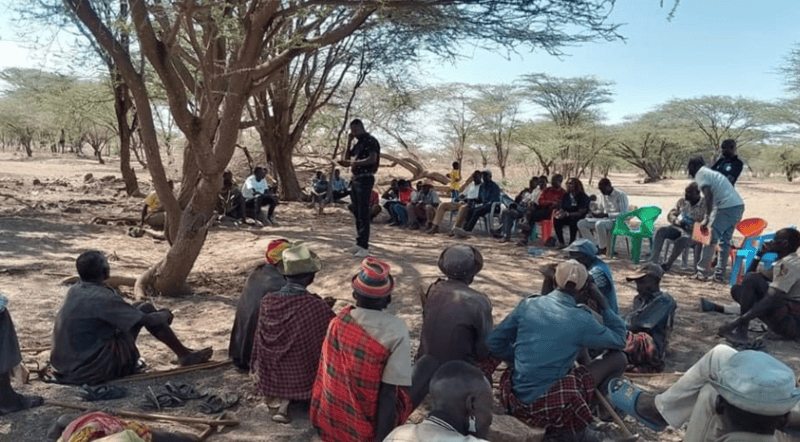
[114,360,232,383]
[20,346,50,353]
[197,413,229,442]
[44,400,240,427]
[594,389,634,438]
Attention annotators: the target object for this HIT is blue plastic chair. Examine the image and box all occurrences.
[729,232,777,285]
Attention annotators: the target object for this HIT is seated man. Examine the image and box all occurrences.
[406,179,440,230]
[427,171,482,235]
[497,175,546,242]
[716,228,800,345]
[413,245,492,404]
[624,263,677,373]
[649,183,705,272]
[517,174,566,246]
[458,170,501,236]
[216,170,245,222]
[577,178,628,255]
[331,168,349,202]
[387,179,414,227]
[229,239,289,371]
[609,346,800,441]
[385,361,493,442]
[0,293,43,416]
[252,242,335,423]
[311,257,416,442]
[50,251,212,385]
[487,260,627,438]
[241,166,278,225]
[309,171,329,208]
[565,239,619,313]
[140,180,174,230]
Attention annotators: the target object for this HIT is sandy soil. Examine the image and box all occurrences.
[1,150,800,442]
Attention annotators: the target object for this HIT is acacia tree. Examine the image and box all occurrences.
[437,83,479,167]
[658,96,766,155]
[55,0,632,297]
[519,73,614,127]
[470,84,520,178]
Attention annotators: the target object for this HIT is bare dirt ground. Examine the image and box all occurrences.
[1,150,800,442]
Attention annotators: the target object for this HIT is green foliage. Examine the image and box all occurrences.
[519,73,614,127]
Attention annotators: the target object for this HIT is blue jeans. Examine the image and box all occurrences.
[697,205,744,278]
[450,190,459,202]
[392,204,409,225]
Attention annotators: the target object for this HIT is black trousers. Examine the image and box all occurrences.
[351,175,375,249]
[554,214,583,245]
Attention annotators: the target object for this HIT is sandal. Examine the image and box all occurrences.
[165,381,206,400]
[80,384,128,401]
[607,378,666,431]
[730,337,766,351]
[199,393,239,414]
[140,391,185,411]
[271,398,291,424]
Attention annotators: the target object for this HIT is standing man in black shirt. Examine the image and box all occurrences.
[711,139,744,185]
[340,119,380,258]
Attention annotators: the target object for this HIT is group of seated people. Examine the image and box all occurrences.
[3,227,800,442]
[216,166,279,226]
[309,169,350,208]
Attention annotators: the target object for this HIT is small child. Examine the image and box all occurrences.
[446,161,460,201]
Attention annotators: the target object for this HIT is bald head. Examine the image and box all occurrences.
[429,361,493,438]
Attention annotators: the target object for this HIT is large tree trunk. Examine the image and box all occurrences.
[114,71,141,196]
[134,172,220,298]
[264,137,303,200]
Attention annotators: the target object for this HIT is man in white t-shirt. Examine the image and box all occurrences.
[241,166,278,225]
[577,178,629,255]
[688,157,745,282]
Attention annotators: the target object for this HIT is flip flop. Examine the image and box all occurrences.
[271,398,291,424]
[80,384,128,401]
[199,393,239,414]
[140,391,185,411]
[607,378,667,432]
[165,381,206,400]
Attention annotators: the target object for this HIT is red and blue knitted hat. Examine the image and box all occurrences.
[352,257,394,298]
[265,239,290,265]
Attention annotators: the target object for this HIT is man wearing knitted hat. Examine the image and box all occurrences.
[412,245,493,404]
[487,259,627,439]
[229,239,290,371]
[251,242,335,424]
[609,345,800,441]
[311,257,417,442]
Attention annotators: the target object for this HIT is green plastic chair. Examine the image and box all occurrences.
[609,206,662,264]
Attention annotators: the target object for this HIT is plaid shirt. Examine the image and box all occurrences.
[311,307,412,442]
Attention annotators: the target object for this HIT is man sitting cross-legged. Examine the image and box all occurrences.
[252,242,335,424]
[311,257,419,442]
[623,263,677,373]
[50,251,212,385]
[649,182,705,272]
[412,245,493,405]
[457,170,501,237]
[609,345,800,441]
[0,293,43,416]
[385,361,494,442]
[228,239,289,371]
[712,227,800,347]
[577,178,628,255]
[487,259,627,439]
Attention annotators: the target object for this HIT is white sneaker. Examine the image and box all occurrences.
[354,247,370,258]
[349,244,361,253]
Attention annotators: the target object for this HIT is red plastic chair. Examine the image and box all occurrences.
[728,217,767,267]
[531,212,555,243]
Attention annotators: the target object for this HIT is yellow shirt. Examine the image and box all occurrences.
[144,192,162,212]
[449,169,460,190]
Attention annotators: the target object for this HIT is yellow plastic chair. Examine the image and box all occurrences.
[609,206,662,264]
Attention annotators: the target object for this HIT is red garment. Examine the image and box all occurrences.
[625,331,663,373]
[59,411,152,442]
[499,365,594,434]
[538,187,566,209]
[310,307,412,442]
[398,188,413,204]
[370,190,379,206]
[251,290,335,400]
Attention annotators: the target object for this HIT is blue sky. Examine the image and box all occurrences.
[1,1,799,124]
